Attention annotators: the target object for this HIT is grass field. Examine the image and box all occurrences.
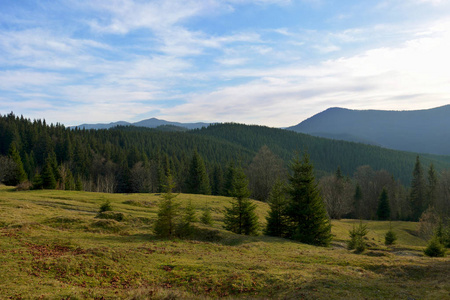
[0,185,448,299]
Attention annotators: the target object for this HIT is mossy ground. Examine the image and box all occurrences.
[0,185,448,299]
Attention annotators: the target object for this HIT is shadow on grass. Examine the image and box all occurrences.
[80,225,309,250]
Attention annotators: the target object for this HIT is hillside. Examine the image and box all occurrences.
[191,123,450,184]
[3,114,450,191]
[0,186,448,299]
[287,105,450,155]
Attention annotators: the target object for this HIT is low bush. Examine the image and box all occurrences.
[424,238,446,257]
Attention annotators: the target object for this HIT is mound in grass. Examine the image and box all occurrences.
[45,216,85,229]
[123,199,154,207]
[89,219,125,234]
[96,211,125,222]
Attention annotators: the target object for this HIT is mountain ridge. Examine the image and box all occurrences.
[72,117,210,130]
[287,105,450,155]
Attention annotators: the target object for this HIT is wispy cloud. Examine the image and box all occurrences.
[1,0,450,126]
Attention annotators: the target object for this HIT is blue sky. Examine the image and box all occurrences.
[1,0,450,127]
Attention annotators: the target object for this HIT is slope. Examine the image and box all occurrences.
[191,123,450,184]
[287,105,450,155]
[0,186,448,299]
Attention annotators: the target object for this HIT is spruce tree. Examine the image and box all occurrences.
[265,179,288,237]
[75,176,83,191]
[211,165,224,196]
[5,143,27,185]
[410,156,426,221]
[223,167,259,235]
[286,153,332,246]
[377,188,391,220]
[186,150,211,194]
[177,200,198,238]
[353,183,363,219]
[223,162,237,197]
[154,174,180,238]
[200,202,213,226]
[427,163,438,209]
[41,160,56,189]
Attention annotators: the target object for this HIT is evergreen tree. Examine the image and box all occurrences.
[265,179,288,237]
[64,169,75,190]
[410,156,426,221]
[186,150,211,194]
[75,176,83,191]
[385,222,397,245]
[200,202,213,226]
[41,160,56,189]
[427,163,438,209]
[223,161,237,197]
[223,167,259,235]
[5,143,27,185]
[211,164,224,196]
[286,153,332,246]
[154,174,180,238]
[377,188,391,220]
[353,183,363,219]
[348,220,368,253]
[177,200,198,238]
[32,172,43,189]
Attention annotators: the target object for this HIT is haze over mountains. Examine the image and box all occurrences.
[73,118,210,130]
[287,105,450,156]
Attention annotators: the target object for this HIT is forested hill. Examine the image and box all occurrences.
[2,113,450,193]
[287,105,450,155]
[190,123,450,183]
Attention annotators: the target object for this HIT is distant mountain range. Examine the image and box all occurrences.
[73,105,450,156]
[72,118,210,130]
[287,105,450,155]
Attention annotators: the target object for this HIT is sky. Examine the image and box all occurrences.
[1,0,450,127]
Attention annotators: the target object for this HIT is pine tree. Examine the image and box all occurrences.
[410,156,426,221]
[427,163,438,209]
[265,179,288,237]
[154,174,180,238]
[385,222,397,245]
[5,143,27,185]
[211,164,224,196]
[75,176,83,191]
[377,188,391,220]
[177,200,198,238]
[223,162,237,197]
[186,150,211,194]
[286,153,332,246]
[41,160,56,189]
[353,183,363,219]
[200,202,213,226]
[223,167,259,235]
[348,220,368,253]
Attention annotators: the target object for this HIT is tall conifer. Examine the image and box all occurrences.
[265,179,288,237]
[410,156,426,221]
[6,143,27,185]
[186,150,211,194]
[377,188,391,220]
[224,167,259,235]
[286,153,331,246]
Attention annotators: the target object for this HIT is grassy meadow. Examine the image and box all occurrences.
[0,185,448,299]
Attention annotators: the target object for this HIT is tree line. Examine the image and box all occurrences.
[1,112,449,222]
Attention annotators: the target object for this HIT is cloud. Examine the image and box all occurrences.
[156,18,450,127]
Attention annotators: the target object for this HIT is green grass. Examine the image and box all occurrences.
[0,185,448,299]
